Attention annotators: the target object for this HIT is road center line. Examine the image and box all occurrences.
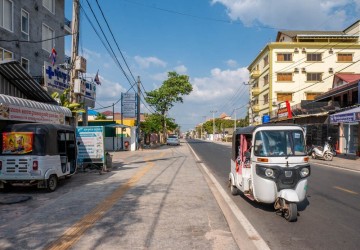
[334,186,358,195]
[46,152,165,250]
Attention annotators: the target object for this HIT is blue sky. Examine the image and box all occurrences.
[64,0,360,132]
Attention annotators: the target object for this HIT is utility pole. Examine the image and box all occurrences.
[210,110,217,141]
[70,0,80,127]
[137,76,141,150]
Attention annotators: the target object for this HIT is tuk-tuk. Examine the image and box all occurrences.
[0,123,76,192]
[229,124,311,222]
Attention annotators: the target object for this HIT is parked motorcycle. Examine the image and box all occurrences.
[311,138,334,161]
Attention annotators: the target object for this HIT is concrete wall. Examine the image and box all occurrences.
[0,0,67,77]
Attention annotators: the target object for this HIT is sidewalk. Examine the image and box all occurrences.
[310,154,360,172]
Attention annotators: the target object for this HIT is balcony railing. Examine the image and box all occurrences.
[250,70,260,79]
[251,87,260,96]
[64,18,72,34]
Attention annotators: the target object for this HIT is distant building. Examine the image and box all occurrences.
[248,20,360,125]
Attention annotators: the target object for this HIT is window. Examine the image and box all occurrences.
[42,23,54,52]
[263,93,269,104]
[0,47,13,61]
[306,93,320,100]
[21,9,29,41]
[0,0,13,31]
[277,93,293,102]
[42,0,55,14]
[263,74,269,86]
[21,57,29,72]
[277,73,292,82]
[306,73,322,82]
[307,53,322,61]
[277,53,292,61]
[263,55,269,67]
[337,53,353,62]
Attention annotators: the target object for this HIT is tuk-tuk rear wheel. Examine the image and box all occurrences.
[47,175,58,192]
[230,184,240,195]
[284,203,297,222]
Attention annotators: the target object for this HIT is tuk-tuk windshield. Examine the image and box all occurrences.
[254,130,306,157]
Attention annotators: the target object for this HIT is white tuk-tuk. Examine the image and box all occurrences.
[229,124,311,222]
[0,123,76,192]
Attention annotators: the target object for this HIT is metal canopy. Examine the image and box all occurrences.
[0,61,56,104]
[105,124,131,128]
[0,94,72,117]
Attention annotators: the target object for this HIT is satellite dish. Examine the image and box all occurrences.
[254,116,260,122]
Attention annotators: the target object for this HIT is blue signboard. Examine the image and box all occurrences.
[330,111,360,123]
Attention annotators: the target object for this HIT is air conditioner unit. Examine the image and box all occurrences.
[329,68,334,73]
[329,48,334,54]
[294,48,299,53]
[302,68,306,73]
[302,48,306,53]
[294,68,299,73]
[74,79,86,95]
[75,56,87,72]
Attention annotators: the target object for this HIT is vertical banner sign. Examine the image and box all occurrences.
[76,126,105,166]
[122,93,136,118]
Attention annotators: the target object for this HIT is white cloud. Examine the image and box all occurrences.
[174,65,188,74]
[81,48,101,62]
[226,59,238,68]
[134,56,167,68]
[211,0,359,29]
[187,67,249,103]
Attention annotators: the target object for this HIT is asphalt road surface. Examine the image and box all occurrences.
[188,139,360,250]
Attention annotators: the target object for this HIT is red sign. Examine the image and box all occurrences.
[277,101,292,119]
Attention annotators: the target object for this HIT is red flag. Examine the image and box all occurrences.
[94,70,101,85]
[49,47,57,66]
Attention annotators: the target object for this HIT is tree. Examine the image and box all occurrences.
[51,88,85,115]
[145,71,192,142]
[140,113,179,143]
[95,113,107,120]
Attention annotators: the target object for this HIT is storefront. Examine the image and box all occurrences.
[330,106,360,154]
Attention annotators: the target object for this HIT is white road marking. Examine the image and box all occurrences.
[188,144,271,250]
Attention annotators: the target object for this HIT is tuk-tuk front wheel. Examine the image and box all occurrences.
[230,184,240,195]
[47,175,58,192]
[284,202,297,222]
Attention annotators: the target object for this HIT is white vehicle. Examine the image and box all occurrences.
[229,124,311,222]
[166,135,180,146]
[0,123,77,192]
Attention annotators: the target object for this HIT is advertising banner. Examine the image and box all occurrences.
[330,112,360,123]
[2,132,34,154]
[76,126,104,165]
[0,103,65,124]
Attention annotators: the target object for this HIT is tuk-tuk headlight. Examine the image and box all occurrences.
[300,167,310,178]
[265,168,274,178]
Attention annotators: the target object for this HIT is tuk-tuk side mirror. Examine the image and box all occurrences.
[245,151,251,159]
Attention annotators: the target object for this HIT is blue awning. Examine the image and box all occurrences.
[330,106,360,123]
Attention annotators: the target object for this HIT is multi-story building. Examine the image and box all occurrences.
[248,20,360,125]
[0,0,70,77]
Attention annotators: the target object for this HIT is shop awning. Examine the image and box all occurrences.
[0,94,72,117]
[330,106,360,123]
[105,124,131,128]
[0,61,56,104]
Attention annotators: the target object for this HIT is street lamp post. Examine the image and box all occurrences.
[210,110,217,141]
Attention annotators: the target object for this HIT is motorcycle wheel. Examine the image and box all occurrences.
[324,152,333,161]
[284,202,297,222]
[311,151,316,159]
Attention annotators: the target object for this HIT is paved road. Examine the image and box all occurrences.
[188,139,360,250]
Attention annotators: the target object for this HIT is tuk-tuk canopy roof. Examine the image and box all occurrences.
[234,124,303,135]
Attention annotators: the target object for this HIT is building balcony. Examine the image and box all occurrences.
[250,70,260,79]
[251,87,260,96]
[252,104,260,112]
[64,18,72,34]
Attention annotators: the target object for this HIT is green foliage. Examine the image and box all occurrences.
[202,118,249,134]
[51,88,85,114]
[140,113,178,134]
[95,113,107,120]
[145,71,192,115]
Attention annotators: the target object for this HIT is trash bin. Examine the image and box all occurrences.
[106,152,112,169]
